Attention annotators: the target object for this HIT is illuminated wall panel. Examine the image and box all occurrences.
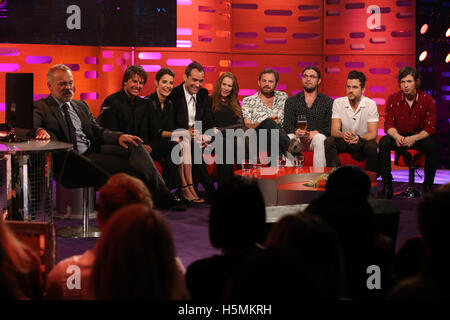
[324,0,415,55]
[1,0,416,131]
[231,0,323,54]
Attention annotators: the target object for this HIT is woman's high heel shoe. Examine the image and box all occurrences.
[187,184,205,203]
[178,185,202,205]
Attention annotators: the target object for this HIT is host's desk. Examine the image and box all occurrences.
[0,140,72,221]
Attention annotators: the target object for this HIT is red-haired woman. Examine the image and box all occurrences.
[210,72,245,185]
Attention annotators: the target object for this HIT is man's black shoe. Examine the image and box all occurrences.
[380,182,393,199]
[169,194,187,211]
[156,194,186,211]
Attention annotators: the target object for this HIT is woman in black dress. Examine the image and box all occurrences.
[210,72,245,186]
[146,68,204,203]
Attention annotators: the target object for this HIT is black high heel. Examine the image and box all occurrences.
[177,185,199,205]
[187,184,205,203]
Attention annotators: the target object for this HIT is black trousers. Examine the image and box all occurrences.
[324,136,378,173]
[214,129,246,187]
[256,118,291,156]
[150,138,180,191]
[54,143,171,205]
[378,134,438,187]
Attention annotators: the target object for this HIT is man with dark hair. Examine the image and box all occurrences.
[378,66,437,198]
[121,65,148,87]
[242,68,299,163]
[97,65,182,206]
[324,70,379,172]
[169,61,215,200]
[243,68,286,129]
[34,64,181,210]
[284,66,333,167]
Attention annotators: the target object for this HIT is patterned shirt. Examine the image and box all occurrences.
[242,91,288,125]
[332,96,379,136]
[284,91,333,136]
[384,90,436,136]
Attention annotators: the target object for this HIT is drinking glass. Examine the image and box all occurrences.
[278,155,286,168]
[271,110,279,124]
[241,160,252,173]
[294,155,304,167]
[297,115,307,130]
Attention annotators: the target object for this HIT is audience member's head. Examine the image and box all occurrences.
[97,173,153,228]
[388,184,450,300]
[417,184,450,272]
[90,204,179,299]
[305,166,379,298]
[325,165,372,200]
[265,213,342,298]
[224,248,318,300]
[306,166,375,247]
[209,176,266,251]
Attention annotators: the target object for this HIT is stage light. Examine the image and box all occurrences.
[419,51,428,61]
[420,24,428,34]
[446,28,450,37]
[446,53,450,63]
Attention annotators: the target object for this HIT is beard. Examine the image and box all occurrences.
[260,86,275,97]
[303,85,317,93]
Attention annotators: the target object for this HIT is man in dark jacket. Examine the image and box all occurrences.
[168,61,215,200]
[34,64,181,210]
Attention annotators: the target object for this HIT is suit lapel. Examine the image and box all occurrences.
[47,96,70,141]
[178,84,189,127]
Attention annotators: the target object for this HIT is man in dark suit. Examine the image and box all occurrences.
[34,64,182,210]
[97,65,179,192]
[168,61,215,200]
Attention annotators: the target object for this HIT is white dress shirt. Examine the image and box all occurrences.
[331,96,379,136]
[183,85,197,127]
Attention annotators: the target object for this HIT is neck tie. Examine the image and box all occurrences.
[61,103,78,152]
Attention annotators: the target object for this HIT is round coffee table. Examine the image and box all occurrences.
[234,166,377,206]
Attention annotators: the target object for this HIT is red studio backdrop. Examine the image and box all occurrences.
[0,0,416,137]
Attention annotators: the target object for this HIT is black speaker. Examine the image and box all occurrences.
[4,73,34,138]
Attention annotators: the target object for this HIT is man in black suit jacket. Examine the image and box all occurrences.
[34,64,181,210]
[97,65,179,191]
[168,61,215,199]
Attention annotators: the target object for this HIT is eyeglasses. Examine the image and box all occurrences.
[56,81,74,88]
[302,74,318,79]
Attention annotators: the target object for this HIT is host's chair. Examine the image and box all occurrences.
[53,150,109,238]
[394,149,426,198]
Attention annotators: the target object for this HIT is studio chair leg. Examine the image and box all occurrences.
[57,187,101,238]
[395,167,422,199]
